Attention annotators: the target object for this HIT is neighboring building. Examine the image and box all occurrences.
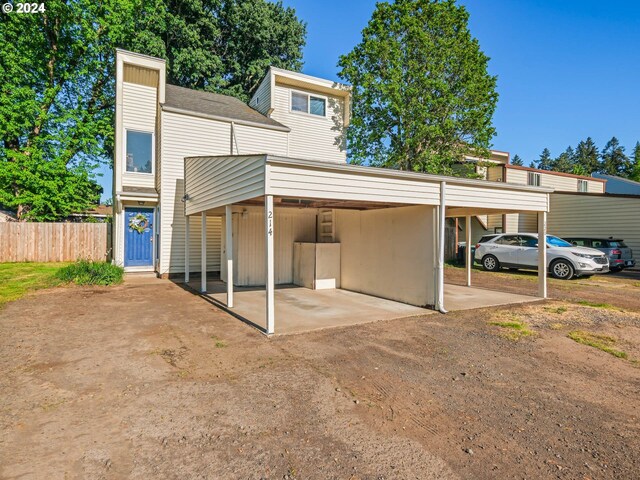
[68,204,112,223]
[113,50,552,333]
[0,209,17,222]
[592,173,640,195]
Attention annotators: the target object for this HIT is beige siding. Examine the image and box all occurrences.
[160,112,230,274]
[487,166,504,182]
[186,215,222,273]
[505,168,529,185]
[233,124,287,156]
[487,214,503,232]
[446,183,548,212]
[548,194,640,254]
[221,207,316,286]
[587,180,605,193]
[504,213,537,233]
[122,82,157,188]
[267,163,441,205]
[185,156,266,216]
[505,167,606,193]
[270,83,346,163]
[249,73,272,116]
[335,205,435,307]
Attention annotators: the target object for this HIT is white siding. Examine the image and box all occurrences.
[548,193,640,254]
[267,163,441,205]
[184,156,266,216]
[221,207,316,286]
[270,83,346,163]
[122,82,157,188]
[587,180,605,193]
[233,124,287,156]
[185,215,221,273]
[249,73,272,116]
[159,111,230,274]
[505,167,606,193]
[505,168,528,186]
[335,205,436,307]
[446,183,548,212]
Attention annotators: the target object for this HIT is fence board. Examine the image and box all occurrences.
[0,223,110,263]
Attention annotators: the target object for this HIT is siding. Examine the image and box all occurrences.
[505,167,606,193]
[267,163,441,205]
[160,111,230,274]
[233,124,287,156]
[270,83,346,163]
[487,166,504,182]
[186,215,222,272]
[548,193,640,254]
[249,73,272,116]
[184,156,266,215]
[335,205,435,307]
[504,213,537,233]
[122,82,157,188]
[446,183,548,212]
[221,207,316,285]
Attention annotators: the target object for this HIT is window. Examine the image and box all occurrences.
[519,236,538,247]
[546,235,572,247]
[126,130,153,174]
[578,179,588,192]
[527,172,541,186]
[569,239,589,247]
[496,235,520,246]
[290,91,326,117]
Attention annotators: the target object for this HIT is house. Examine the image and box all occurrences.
[592,173,640,195]
[0,209,17,222]
[68,204,112,223]
[112,49,552,334]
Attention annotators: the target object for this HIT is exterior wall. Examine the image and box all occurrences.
[593,174,640,194]
[334,205,436,307]
[446,183,548,212]
[487,165,504,182]
[548,193,640,255]
[221,207,317,286]
[249,73,272,116]
[504,212,537,233]
[505,167,605,193]
[233,124,287,156]
[270,82,346,163]
[121,82,157,189]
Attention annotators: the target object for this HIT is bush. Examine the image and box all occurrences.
[56,260,124,286]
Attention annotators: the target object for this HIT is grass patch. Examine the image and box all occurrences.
[489,318,534,340]
[0,262,68,308]
[568,330,628,359]
[545,306,568,314]
[576,300,619,310]
[56,260,123,286]
[210,335,227,348]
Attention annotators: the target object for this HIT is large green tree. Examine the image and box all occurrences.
[552,146,575,173]
[511,154,524,166]
[338,0,498,174]
[629,141,640,181]
[535,148,553,170]
[574,137,599,174]
[599,137,630,176]
[0,0,306,221]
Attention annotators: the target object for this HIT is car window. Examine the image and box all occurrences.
[519,236,538,247]
[479,235,499,243]
[496,235,520,246]
[569,239,589,247]
[546,235,572,247]
[606,240,627,248]
[592,240,607,248]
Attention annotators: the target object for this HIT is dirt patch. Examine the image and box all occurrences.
[1,274,640,478]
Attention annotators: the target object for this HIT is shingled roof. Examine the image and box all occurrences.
[163,84,289,131]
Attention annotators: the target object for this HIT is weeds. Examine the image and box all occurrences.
[489,318,534,340]
[56,260,123,286]
[568,330,628,359]
[576,300,617,310]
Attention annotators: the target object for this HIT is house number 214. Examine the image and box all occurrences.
[267,210,273,236]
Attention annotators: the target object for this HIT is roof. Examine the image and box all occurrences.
[84,205,112,216]
[163,84,290,132]
[505,164,606,183]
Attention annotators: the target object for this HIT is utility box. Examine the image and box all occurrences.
[293,242,341,289]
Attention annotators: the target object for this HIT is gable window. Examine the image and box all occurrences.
[126,130,153,174]
[291,91,326,117]
[578,179,588,192]
[527,172,541,186]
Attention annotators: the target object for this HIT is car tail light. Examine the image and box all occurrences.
[475,243,481,249]
[611,249,621,255]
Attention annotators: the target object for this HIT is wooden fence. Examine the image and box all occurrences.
[0,222,111,263]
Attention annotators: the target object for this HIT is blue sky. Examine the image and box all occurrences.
[98,0,640,200]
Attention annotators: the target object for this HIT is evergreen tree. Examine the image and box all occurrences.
[629,141,640,181]
[552,146,575,173]
[338,0,498,174]
[536,148,553,170]
[599,137,630,176]
[511,154,524,166]
[574,137,599,174]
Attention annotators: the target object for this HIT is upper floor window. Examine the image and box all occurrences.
[578,179,588,192]
[527,172,541,186]
[126,130,153,174]
[291,91,326,117]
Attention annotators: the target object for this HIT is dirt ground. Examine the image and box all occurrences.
[1,269,640,479]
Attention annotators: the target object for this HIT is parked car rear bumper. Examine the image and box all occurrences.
[610,258,635,268]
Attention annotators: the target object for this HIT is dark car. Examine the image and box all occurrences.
[563,237,635,272]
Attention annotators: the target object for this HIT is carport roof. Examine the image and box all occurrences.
[183,154,553,216]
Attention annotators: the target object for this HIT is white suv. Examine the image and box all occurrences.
[474,233,609,279]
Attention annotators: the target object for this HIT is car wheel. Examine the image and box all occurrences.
[550,259,574,280]
[482,255,500,272]
[610,266,623,273]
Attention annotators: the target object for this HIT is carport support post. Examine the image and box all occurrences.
[465,215,472,287]
[184,215,190,283]
[436,181,447,313]
[538,211,548,298]
[225,205,234,308]
[201,212,207,293]
[265,195,275,334]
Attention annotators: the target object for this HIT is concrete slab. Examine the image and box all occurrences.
[191,281,432,335]
[444,284,541,311]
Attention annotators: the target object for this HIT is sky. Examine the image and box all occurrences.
[98,0,640,200]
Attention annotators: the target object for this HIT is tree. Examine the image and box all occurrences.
[599,137,630,176]
[552,146,575,173]
[536,148,553,170]
[574,137,599,174]
[511,154,524,166]
[629,141,640,181]
[0,0,306,220]
[338,0,498,175]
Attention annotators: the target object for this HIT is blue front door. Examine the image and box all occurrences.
[125,208,154,267]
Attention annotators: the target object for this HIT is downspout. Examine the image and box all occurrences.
[436,181,448,313]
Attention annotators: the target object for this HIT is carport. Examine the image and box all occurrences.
[183,154,552,335]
